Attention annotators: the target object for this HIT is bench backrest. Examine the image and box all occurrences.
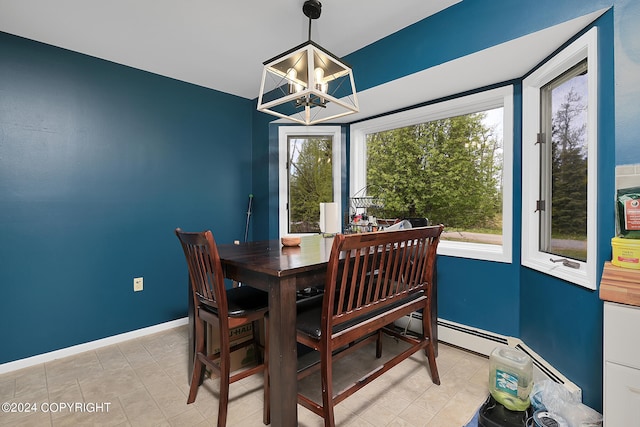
[322,225,443,338]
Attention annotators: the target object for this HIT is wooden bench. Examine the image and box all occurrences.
[295,225,444,426]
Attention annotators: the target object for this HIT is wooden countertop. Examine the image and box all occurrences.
[600,262,640,306]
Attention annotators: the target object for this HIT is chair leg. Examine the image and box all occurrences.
[263,317,270,425]
[187,358,203,404]
[426,341,440,385]
[187,318,207,404]
[422,307,440,385]
[375,329,383,359]
[320,346,336,427]
[252,320,263,364]
[217,345,231,427]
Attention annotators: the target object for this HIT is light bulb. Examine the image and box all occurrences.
[314,67,326,92]
[287,68,299,94]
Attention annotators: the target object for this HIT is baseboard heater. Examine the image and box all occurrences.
[394,313,582,400]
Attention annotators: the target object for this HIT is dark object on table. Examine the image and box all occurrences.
[404,217,430,227]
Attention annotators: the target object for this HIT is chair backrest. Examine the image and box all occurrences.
[322,225,444,334]
[175,228,229,317]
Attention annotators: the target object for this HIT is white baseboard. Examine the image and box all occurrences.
[395,314,582,400]
[0,317,189,375]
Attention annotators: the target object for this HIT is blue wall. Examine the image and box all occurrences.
[250,0,633,411]
[0,32,254,364]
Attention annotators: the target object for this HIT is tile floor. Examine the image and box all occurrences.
[0,325,489,426]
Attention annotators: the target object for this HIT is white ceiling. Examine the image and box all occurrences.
[0,0,460,99]
[0,1,606,124]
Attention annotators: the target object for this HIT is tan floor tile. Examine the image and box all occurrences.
[47,383,85,420]
[13,365,47,398]
[343,415,376,427]
[117,341,155,370]
[359,398,409,426]
[411,384,453,414]
[0,326,488,427]
[96,345,131,371]
[167,405,206,426]
[162,359,190,386]
[79,366,145,402]
[0,409,52,427]
[397,401,438,427]
[427,389,483,426]
[51,401,128,427]
[297,406,326,427]
[119,388,167,426]
[0,378,15,401]
[147,380,190,419]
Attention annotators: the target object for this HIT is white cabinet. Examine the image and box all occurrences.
[603,361,640,426]
[603,301,640,426]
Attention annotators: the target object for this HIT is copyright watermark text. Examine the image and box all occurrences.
[2,401,111,413]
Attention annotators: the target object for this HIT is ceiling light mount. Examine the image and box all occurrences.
[257,0,359,125]
[302,0,321,21]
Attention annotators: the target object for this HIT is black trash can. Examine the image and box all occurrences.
[478,395,533,427]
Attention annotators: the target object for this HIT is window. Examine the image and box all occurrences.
[279,126,341,237]
[522,28,598,289]
[540,60,588,261]
[350,86,513,263]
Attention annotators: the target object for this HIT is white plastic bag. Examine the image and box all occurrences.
[384,219,412,231]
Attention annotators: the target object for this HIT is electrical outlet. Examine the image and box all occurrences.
[133,277,143,292]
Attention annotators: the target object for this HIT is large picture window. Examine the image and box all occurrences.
[522,28,598,289]
[351,86,513,263]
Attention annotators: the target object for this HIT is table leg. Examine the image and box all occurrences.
[267,276,299,427]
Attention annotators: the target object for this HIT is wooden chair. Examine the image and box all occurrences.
[175,228,270,427]
[296,225,444,427]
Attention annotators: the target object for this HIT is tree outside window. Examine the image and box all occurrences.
[365,109,504,245]
[287,136,333,233]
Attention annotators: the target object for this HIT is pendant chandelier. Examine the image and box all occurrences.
[257,0,359,125]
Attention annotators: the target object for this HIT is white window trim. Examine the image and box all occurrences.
[350,86,514,263]
[278,126,342,238]
[521,27,598,290]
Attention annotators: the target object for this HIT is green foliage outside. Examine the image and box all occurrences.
[366,112,503,230]
[551,87,587,237]
[548,84,588,261]
[288,137,333,233]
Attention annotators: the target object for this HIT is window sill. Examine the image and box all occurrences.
[438,240,511,263]
[522,256,594,290]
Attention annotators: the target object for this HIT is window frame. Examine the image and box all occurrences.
[521,27,598,290]
[278,126,342,237]
[350,86,514,263]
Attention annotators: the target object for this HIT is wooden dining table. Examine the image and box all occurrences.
[212,234,438,427]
